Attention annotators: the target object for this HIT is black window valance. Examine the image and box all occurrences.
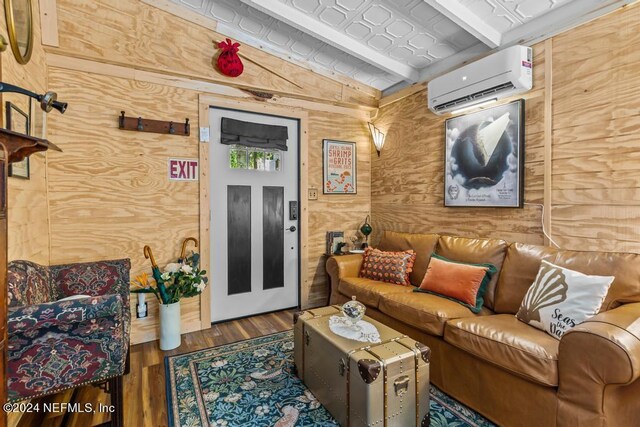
[221,117,289,151]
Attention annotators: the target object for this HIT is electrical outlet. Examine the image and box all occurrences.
[308,187,318,200]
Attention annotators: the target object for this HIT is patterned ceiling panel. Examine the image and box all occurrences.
[459,0,573,33]
[170,0,402,89]
[167,0,612,92]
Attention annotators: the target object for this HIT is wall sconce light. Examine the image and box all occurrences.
[368,122,385,157]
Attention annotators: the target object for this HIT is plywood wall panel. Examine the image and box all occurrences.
[305,110,371,307]
[52,0,378,108]
[1,0,50,265]
[46,67,202,343]
[370,43,546,247]
[550,3,640,252]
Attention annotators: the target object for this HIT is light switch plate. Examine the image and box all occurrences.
[308,188,318,200]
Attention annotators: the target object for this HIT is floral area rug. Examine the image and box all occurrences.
[165,331,495,427]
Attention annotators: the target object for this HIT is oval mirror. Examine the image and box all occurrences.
[5,0,33,64]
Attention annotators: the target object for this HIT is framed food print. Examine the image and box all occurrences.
[6,101,30,179]
[444,99,524,208]
[323,139,356,194]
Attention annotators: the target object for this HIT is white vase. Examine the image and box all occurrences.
[159,302,181,351]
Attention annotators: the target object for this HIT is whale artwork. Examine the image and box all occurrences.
[444,99,524,207]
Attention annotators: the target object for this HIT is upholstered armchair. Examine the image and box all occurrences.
[6,259,130,426]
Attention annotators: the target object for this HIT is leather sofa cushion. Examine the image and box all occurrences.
[436,235,508,311]
[378,291,490,336]
[338,277,413,308]
[377,231,439,287]
[552,250,640,311]
[445,315,559,387]
[494,243,558,314]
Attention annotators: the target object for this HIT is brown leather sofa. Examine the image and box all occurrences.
[326,231,640,427]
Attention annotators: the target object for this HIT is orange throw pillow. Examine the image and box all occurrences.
[359,247,416,286]
[417,254,497,312]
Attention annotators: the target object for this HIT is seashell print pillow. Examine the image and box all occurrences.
[516,260,614,339]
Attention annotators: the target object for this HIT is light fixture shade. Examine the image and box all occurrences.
[368,122,386,157]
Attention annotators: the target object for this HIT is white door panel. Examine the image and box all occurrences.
[210,108,299,322]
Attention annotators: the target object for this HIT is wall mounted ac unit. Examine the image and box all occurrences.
[427,45,533,115]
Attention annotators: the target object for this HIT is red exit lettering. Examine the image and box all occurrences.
[168,159,199,181]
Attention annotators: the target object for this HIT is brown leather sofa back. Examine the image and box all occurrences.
[377,231,440,287]
[552,250,640,311]
[494,243,559,314]
[436,235,508,310]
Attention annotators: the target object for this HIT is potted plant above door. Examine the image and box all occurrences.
[131,239,208,350]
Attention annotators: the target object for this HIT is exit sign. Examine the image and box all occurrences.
[168,158,199,181]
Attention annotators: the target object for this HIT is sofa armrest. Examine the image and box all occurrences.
[326,254,363,297]
[8,294,124,336]
[559,302,640,386]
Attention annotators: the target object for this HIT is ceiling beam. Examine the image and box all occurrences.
[238,0,420,82]
[424,0,502,48]
[501,0,635,46]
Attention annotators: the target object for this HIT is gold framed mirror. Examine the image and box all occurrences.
[5,0,33,64]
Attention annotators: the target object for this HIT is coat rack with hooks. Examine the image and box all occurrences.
[118,111,190,136]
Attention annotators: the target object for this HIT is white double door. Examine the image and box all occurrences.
[209,107,299,323]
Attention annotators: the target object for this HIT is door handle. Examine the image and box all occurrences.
[284,225,297,232]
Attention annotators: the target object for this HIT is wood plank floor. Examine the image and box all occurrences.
[11,309,296,427]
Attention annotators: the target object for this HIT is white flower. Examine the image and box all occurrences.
[161,272,172,281]
[240,380,256,390]
[180,264,193,274]
[203,391,219,402]
[165,263,181,273]
[194,280,206,293]
[255,404,270,416]
[258,390,271,398]
[211,420,227,427]
[223,393,241,403]
[211,359,227,368]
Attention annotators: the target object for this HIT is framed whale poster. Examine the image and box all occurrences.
[444,99,524,208]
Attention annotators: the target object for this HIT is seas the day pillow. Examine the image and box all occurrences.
[359,247,416,286]
[516,260,614,339]
[414,253,497,313]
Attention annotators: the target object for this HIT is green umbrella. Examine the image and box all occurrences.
[144,245,170,304]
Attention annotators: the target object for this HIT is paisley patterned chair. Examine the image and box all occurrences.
[6,259,131,426]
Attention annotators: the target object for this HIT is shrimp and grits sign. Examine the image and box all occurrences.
[168,158,199,181]
[323,139,357,194]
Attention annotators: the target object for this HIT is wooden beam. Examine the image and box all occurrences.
[238,0,420,82]
[424,0,501,48]
[501,0,633,46]
[39,0,59,47]
[44,52,376,114]
[543,38,553,247]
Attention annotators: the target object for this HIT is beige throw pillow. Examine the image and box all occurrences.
[516,260,614,340]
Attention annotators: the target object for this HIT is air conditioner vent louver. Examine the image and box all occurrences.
[427,45,533,115]
[434,82,516,113]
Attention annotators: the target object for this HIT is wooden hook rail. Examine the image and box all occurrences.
[118,111,190,136]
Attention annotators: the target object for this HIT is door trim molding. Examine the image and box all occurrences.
[198,94,309,327]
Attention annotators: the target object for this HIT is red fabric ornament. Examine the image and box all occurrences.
[217,38,244,77]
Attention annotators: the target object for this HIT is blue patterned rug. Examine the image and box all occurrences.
[165,331,495,426]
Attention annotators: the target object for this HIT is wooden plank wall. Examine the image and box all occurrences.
[550,3,640,252]
[44,0,373,342]
[372,2,640,253]
[1,0,51,265]
[371,44,547,245]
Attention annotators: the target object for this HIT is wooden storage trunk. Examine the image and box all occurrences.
[294,306,431,427]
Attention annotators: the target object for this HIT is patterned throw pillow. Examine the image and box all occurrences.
[516,260,614,340]
[359,247,416,286]
[414,253,497,313]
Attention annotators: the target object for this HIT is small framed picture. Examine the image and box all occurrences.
[323,139,357,194]
[6,101,30,179]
